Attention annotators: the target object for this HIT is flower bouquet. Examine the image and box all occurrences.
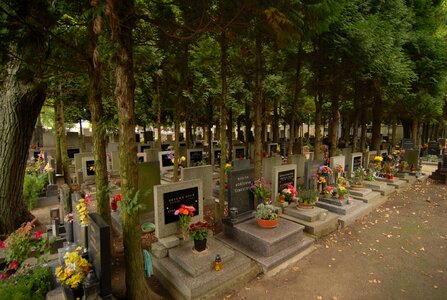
[251,178,272,203]
[55,247,91,289]
[174,204,196,240]
[279,184,298,204]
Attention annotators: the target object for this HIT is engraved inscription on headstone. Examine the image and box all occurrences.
[86,160,95,176]
[401,139,416,150]
[228,168,255,215]
[277,169,295,193]
[163,187,199,225]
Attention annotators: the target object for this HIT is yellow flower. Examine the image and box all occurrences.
[339,186,346,191]
[374,156,383,162]
[181,156,186,161]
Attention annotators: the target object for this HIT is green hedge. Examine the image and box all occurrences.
[23,173,49,210]
[0,267,53,300]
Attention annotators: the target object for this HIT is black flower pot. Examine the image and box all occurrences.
[193,239,207,252]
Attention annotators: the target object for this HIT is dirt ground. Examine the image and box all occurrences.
[32,165,447,300]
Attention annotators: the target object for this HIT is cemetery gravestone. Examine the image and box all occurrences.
[212,148,221,166]
[187,149,203,167]
[154,179,203,239]
[181,165,213,206]
[88,213,112,298]
[144,149,160,163]
[268,143,278,156]
[138,162,161,212]
[401,138,416,150]
[81,156,96,183]
[428,141,440,156]
[234,146,246,160]
[261,156,282,185]
[225,168,255,224]
[290,154,306,183]
[304,160,324,188]
[272,164,297,202]
[67,148,80,159]
[158,151,174,173]
[233,159,251,171]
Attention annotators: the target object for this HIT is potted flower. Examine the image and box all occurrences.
[251,178,272,204]
[278,184,298,204]
[55,247,91,298]
[188,221,212,252]
[297,188,320,209]
[254,203,280,228]
[336,185,349,200]
[399,160,409,172]
[351,168,366,187]
[324,185,334,197]
[111,193,122,212]
[174,204,196,240]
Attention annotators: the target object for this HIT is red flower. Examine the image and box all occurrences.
[0,241,4,248]
[0,273,9,281]
[8,261,20,270]
[35,230,43,239]
[114,194,122,202]
[31,145,37,149]
[84,194,92,204]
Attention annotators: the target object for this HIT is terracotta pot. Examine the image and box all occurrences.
[193,239,207,252]
[297,201,315,209]
[257,218,279,228]
[350,184,363,188]
[338,195,345,200]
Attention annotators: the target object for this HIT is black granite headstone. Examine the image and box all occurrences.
[227,168,255,217]
[88,213,112,298]
[161,153,174,167]
[234,147,245,159]
[163,187,199,225]
[161,143,170,151]
[277,169,295,193]
[67,148,80,159]
[401,139,416,150]
[144,131,154,142]
[189,150,203,166]
[428,141,440,156]
[353,156,362,171]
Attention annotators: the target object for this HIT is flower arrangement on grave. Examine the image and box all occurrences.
[334,164,344,175]
[0,222,51,277]
[224,163,232,171]
[297,188,320,208]
[278,184,298,204]
[188,221,212,240]
[55,247,91,289]
[174,204,196,239]
[44,162,54,173]
[336,185,349,199]
[399,160,409,171]
[76,196,90,227]
[251,178,272,203]
[318,166,333,176]
[374,156,383,163]
[337,176,347,186]
[255,202,280,228]
[324,185,334,196]
[168,152,186,167]
[351,168,366,186]
[64,213,74,223]
[110,193,122,212]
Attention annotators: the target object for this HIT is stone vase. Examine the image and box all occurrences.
[64,222,74,243]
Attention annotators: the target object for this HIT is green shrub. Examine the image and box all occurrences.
[0,267,53,300]
[23,173,48,210]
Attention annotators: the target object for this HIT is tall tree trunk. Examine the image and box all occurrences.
[218,31,228,225]
[272,98,278,143]
[314,94,322,160]
[288,44,303,162]
[207,97,213,164]
[254,34,263,181]
[412,118,419,147]
[156,73,162,149]
[360,111,367,153]
[173,112,180,182]
[329,98,339,157]
[55,95,71,186]
[0,55,46,234]
[227,108,233,161]
[371,91,382,151]
[185,118,191,148]
[287,118,295,163]
[352,115,359,153]
[107,0,160,298]
[391,122,397,149]
[87,11,110,227]
[244,100,251,158]
[401,119,412,139]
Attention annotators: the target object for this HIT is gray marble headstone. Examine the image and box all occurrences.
[153,179,203,239]
[403,149,420,170]
[233,159,251,171]
[144,149,159,163]
[304,160,324,188]
[181,165,213,206]
[261,156,282,184]
[290,154,306,183]
[138,162,161,212]
[329,156,345,172]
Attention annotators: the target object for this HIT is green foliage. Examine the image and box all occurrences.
[254,203,280,220]
[119,189,148,216]
[298,189,319,205]
[0,267,53,300]
[23,173,48,210]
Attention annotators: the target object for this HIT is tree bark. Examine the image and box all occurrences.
[254,34,263,181]
[0,54,46,234]
[156,73,162,149]
[352,115,359,153]
[107,0,160,298]
[288,44,303,162]
[314,93,322,160]
[55,95,71,186]
[391,122,397,148]
[371,90,382,151]
[328,98,339,157]
[87,10,110,227]
[360,111,367,153]
[79,119,86,152]
[218,31,228,224]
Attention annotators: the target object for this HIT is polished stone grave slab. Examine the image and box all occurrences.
[362,181,396,196]
[282,206,339,237]
[347,187,382,203]
[153,238,260,300]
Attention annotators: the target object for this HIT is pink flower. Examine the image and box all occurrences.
[84,194,91,204]
[35,230,43,239]
[8,261,20,270]
[0,241,4,248]
[0,273,9,281]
